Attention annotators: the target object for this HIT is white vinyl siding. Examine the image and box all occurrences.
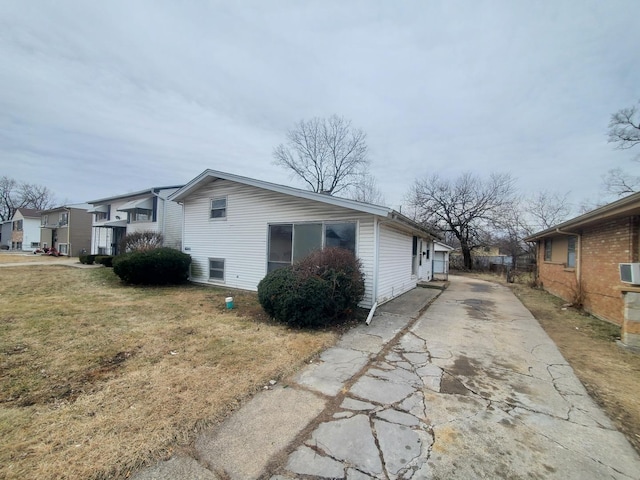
[182,180,375,307]
[376,224,415,304]
[90,188,183,254]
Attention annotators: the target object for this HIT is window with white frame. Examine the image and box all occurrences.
[30,242,40,248]
[59,212,69,226]
[95,211,108,221]
[130,208,153,222]
[58,244,68,255]
[210,197,227,219]
[209,258,225,281]
[267,221,356,272]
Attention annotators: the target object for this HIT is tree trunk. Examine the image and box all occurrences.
[461,245,473,270]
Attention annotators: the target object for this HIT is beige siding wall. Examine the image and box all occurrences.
[182,180,376,306]
[68,209,92,256]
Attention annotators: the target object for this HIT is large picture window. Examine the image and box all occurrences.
[325,223,356,253]
[268,222,356,272]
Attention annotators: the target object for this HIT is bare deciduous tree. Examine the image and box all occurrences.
[608,100,640,152]
[0,176,56,221]
[407,172,515,270]
[524,190,572,230]
[273,115,370,195]
[603,100,640,197]
[602,167,640,198]
[349,174,385,205]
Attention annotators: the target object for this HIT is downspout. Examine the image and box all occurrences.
[65,207,71,256]
[372,216,379,309]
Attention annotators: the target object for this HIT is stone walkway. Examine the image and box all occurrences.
[133,277,640,480]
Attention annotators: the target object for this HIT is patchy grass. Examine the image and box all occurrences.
[0,253,75,264]
[460,271,640,454]
[0,266,338,479]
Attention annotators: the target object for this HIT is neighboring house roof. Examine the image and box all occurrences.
[434,241,455,252]
[524,191,640,242]
[170,169,439,239]
[14,208,40,219]
[88,186,184,204]
[40,203,92,214]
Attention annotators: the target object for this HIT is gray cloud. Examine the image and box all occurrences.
[1,1,639,210]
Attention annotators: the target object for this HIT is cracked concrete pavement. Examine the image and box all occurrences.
[132,276,640,480]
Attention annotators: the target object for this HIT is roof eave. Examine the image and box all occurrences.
[524,191,640,242]
[88,186,183,205]
[169,169,391,216]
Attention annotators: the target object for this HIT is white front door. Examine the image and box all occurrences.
[418,239,433,281]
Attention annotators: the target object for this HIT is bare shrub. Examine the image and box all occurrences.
[121,231,164,253]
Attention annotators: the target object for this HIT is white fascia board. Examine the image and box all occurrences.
[169,169,391,217]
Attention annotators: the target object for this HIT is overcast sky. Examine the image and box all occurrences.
[2,1,639,212]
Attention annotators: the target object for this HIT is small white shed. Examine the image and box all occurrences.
[170,170,439,308]
[433,241,454,279]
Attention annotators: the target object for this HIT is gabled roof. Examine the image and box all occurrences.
[88,186,183,205]
[524,191,640,241]
[14,208,40,218]
[40,203,92,214]
[171,169,439,239]
[434,241,455,251]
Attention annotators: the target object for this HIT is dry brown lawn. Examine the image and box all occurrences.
[0,253,75,264]
[462,271,640,454]
[0,266,338,479]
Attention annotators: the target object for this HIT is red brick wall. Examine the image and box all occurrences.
[537,216,639,326]
[537,240,578,305]
[580,217,638,325]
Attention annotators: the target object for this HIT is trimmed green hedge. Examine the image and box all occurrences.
[257,248,365,328]
[79,254,96,265]
[94,255,114,267]
[112,248,191,285]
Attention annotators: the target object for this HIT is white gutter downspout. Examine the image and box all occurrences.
[367,216,380,325]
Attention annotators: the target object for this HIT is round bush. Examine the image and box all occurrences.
[257,248,365,328]
[112,248,191,285]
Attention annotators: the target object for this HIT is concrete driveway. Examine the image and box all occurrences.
[133,275,640,479]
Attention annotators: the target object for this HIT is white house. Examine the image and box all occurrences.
[88,186,183,255]
[10,208,42,251]
[170,170,439,308]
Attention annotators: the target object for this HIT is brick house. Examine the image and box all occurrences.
[524,191,640,348]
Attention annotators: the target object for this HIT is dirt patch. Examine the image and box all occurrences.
[462,272,640,454]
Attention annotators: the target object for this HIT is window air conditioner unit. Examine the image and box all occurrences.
[619,263,640,285]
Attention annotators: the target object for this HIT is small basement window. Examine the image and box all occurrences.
[209,258,225,281]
